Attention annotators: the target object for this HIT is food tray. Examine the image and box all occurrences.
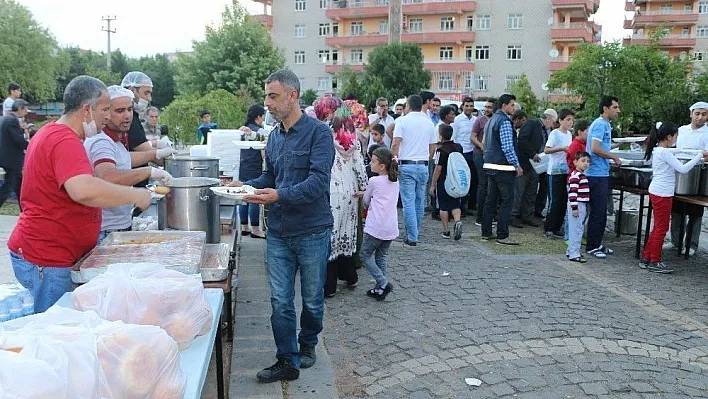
[71,231,206,284]
[232,140,266,150]
[210,185,255,201]
[200,243,230,282]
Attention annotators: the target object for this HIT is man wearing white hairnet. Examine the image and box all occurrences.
[84,85,174,242]
[664,101,708,256]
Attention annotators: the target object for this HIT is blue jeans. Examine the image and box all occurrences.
[359,233,392,289]
[239,203,260,226]
[473,153,487,223]
[586,176,609,251]
[481,170,516,240]
[399,164,428,242]
[10,252,74,313]
[266,227,331,368]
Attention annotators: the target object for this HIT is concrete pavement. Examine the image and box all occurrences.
[0,215,18,284]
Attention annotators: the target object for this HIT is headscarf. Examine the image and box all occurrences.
[314,94,342,122]
[331,103,358,158]
[305,106,316,119]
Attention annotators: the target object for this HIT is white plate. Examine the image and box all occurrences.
[210,185,256,200]
[612,137,647,143]
[232,140,266,150]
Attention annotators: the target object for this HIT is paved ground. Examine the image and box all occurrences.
[0,215,19,284]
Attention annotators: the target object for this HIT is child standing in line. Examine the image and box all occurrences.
[544,109,575,239]
[563,119,590,242]
[641,122,708,273]
[360,147,399,300]
[567,151,591,263]
[430,124,464,240]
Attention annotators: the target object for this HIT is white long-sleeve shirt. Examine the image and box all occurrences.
[648,147,703,197]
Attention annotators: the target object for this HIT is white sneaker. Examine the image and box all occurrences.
[662,243,676,250]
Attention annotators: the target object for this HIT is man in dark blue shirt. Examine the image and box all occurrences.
[232,69,335,383]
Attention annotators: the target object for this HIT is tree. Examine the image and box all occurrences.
[509,74,539,117]
[0,0,64,102]
[134,54,176,109]
[336,66,363,101]
[174,4,285,100]
[110,50,133,78]
[364,43,431,102]
[301,89,319,107]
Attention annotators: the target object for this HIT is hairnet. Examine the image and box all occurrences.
[121,71,153,88]
[107,85,135,101]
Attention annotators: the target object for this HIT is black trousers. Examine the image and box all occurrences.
[0,169,22,210]
[325,255,358,296]
[544,174,568,233]
[535,172,549,216]
[461,152,478,211]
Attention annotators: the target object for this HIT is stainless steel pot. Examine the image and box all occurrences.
[165,156,219,178]
[165,177,220,233]
[675,159,702,195]
[615,209,638,235]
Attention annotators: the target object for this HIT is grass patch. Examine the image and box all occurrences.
[0,201,20,216]
[476,228,568,255]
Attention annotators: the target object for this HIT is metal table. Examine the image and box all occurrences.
[613,184,652,259]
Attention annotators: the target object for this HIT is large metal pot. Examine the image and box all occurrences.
[615,209,638,235]
[165,177,220,233]
[165,156,219,178]
[675,158,702,195]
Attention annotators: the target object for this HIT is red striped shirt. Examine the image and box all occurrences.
[567,169,590,210]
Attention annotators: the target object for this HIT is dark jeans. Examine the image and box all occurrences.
[545,174,568,233]
[239,203,260,226]
[462,152,478,211]
[482,170,515,240]
[266,227,332,369]
[0,169,22,210]
[473,153,487,223]
[535,172,548,216]
[512,168,538,221]
[324,254,358,296]
[586,176,609,251]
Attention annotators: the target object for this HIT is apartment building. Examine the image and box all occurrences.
[624,0,708,61]
[252,0,601,101]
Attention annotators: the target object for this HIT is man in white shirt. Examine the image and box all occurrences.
[453,97,477,215]
[367,97,394,149]
[3,83,21,116]
[665,101,708,255]
[392,94,437,246]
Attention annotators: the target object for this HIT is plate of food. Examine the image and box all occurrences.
[210,185,256,200]
[232,140,266,150]
[612,137,647,143]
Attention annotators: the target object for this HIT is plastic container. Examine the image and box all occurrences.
[0,282,34,321]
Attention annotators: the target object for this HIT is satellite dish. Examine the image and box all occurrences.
[549,49,559,58]
[547,17,554,26]
[541,82,549,91]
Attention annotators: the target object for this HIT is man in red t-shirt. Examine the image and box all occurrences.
[8,75,152,312]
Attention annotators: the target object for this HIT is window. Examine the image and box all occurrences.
[698,26,708,37]
[332,23,339,36]
[507,45,522,60]
[318,50,331,63]
[695,51,706,60]
[475,45,490,60]
[332,49,339,64]
[474,74,489,92]
[318,77,332,91]
[465,46,473,61]
[439,46,453,60]
[319,23,331,36]
[507,13,523,29]
[295,51,305,64]
[295,0,306,11]
[319,0,329,8]
[376,0,390,5]
[505,74,520,91]
[440,16,455,31]
[409,18,423,33]
[466,16,474,31]
[295,24,305,38]
[438,72,453,91]
[477,14,490,30]
[682,27,690,37]
[700,1,708,14]
[350,21,364,35]
[660,4,672,13]
[463,72,473,90]
[685,3,693,11]
[379,20,389,34]
[351,49,363,63]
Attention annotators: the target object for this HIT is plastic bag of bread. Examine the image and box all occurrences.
[0,349,67,399]
[72,263,213,349]
[0,307,185,399]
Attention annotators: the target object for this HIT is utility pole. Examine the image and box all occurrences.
[389,0,402,44]
[101,16,117,71]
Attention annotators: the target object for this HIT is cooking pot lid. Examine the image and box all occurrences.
[169,156,220,161]
[167,177,221,188]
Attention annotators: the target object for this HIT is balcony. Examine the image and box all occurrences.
[551,23,594,42]
[252,0,272,4]
[625,1,634,11]
[424,58,474,72]
[251,14,273,29]
[324,62,365,74]
[626,34,697,48]
[326,32,388,47]
[551,0,596,13]
[624,18,633,29]
[550,56,571,71]
[633,10,699,25]
[403,28,475,44]
[326,0,476,20]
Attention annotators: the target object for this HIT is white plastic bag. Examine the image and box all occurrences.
[0,349,67,399]
[72,263,213,349]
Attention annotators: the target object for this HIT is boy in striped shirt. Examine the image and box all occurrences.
[567,151,591,263]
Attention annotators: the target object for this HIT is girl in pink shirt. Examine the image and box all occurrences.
[360,147,400,300]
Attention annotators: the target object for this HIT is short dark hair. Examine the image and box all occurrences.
[439,105,455,120]
[575,151,590,161]
[407,94,423,112]
[63,75,107,114]
[265,69,301,98]
[574,119,590,133]
[497,94,516,108]
[345,93,357,101]
[438,123,453,140]
[200,109,211,118]
[8,82,20,93]
[368,143,384,158]
[599,95,619,115]
[512,110,527,121]
[462,97,474,105]
[419,91,435,104]
[11,99,28,112]
[432,97,441,104]
[558,108,575,121]
[371,124,385,135]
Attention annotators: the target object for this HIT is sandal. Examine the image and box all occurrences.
[587,248,607,259]
[568,257,587,263]
[251,233,266,239]
[598,245,614,255]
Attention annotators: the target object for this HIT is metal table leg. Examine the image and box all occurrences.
[685,214,695,260]
[678,203,686,257]
[635,193,644,259]
[215,315,225,399]
[616,189,624,237]
[225,290,233,341]
[644,199,652,254]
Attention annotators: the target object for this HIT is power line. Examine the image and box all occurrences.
[101,16,117,70]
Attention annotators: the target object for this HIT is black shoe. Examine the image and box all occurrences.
[299,345,316,369]
[638,259,650,269]
[522,219,540,227]
[403,239,417,246]
[256,359,299,383]
[367,283,393,301]
[380,282,393,300]
[441,231,451,239]
[453,221,462,241]
[510,217,523,228]
[648,262,673,274]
